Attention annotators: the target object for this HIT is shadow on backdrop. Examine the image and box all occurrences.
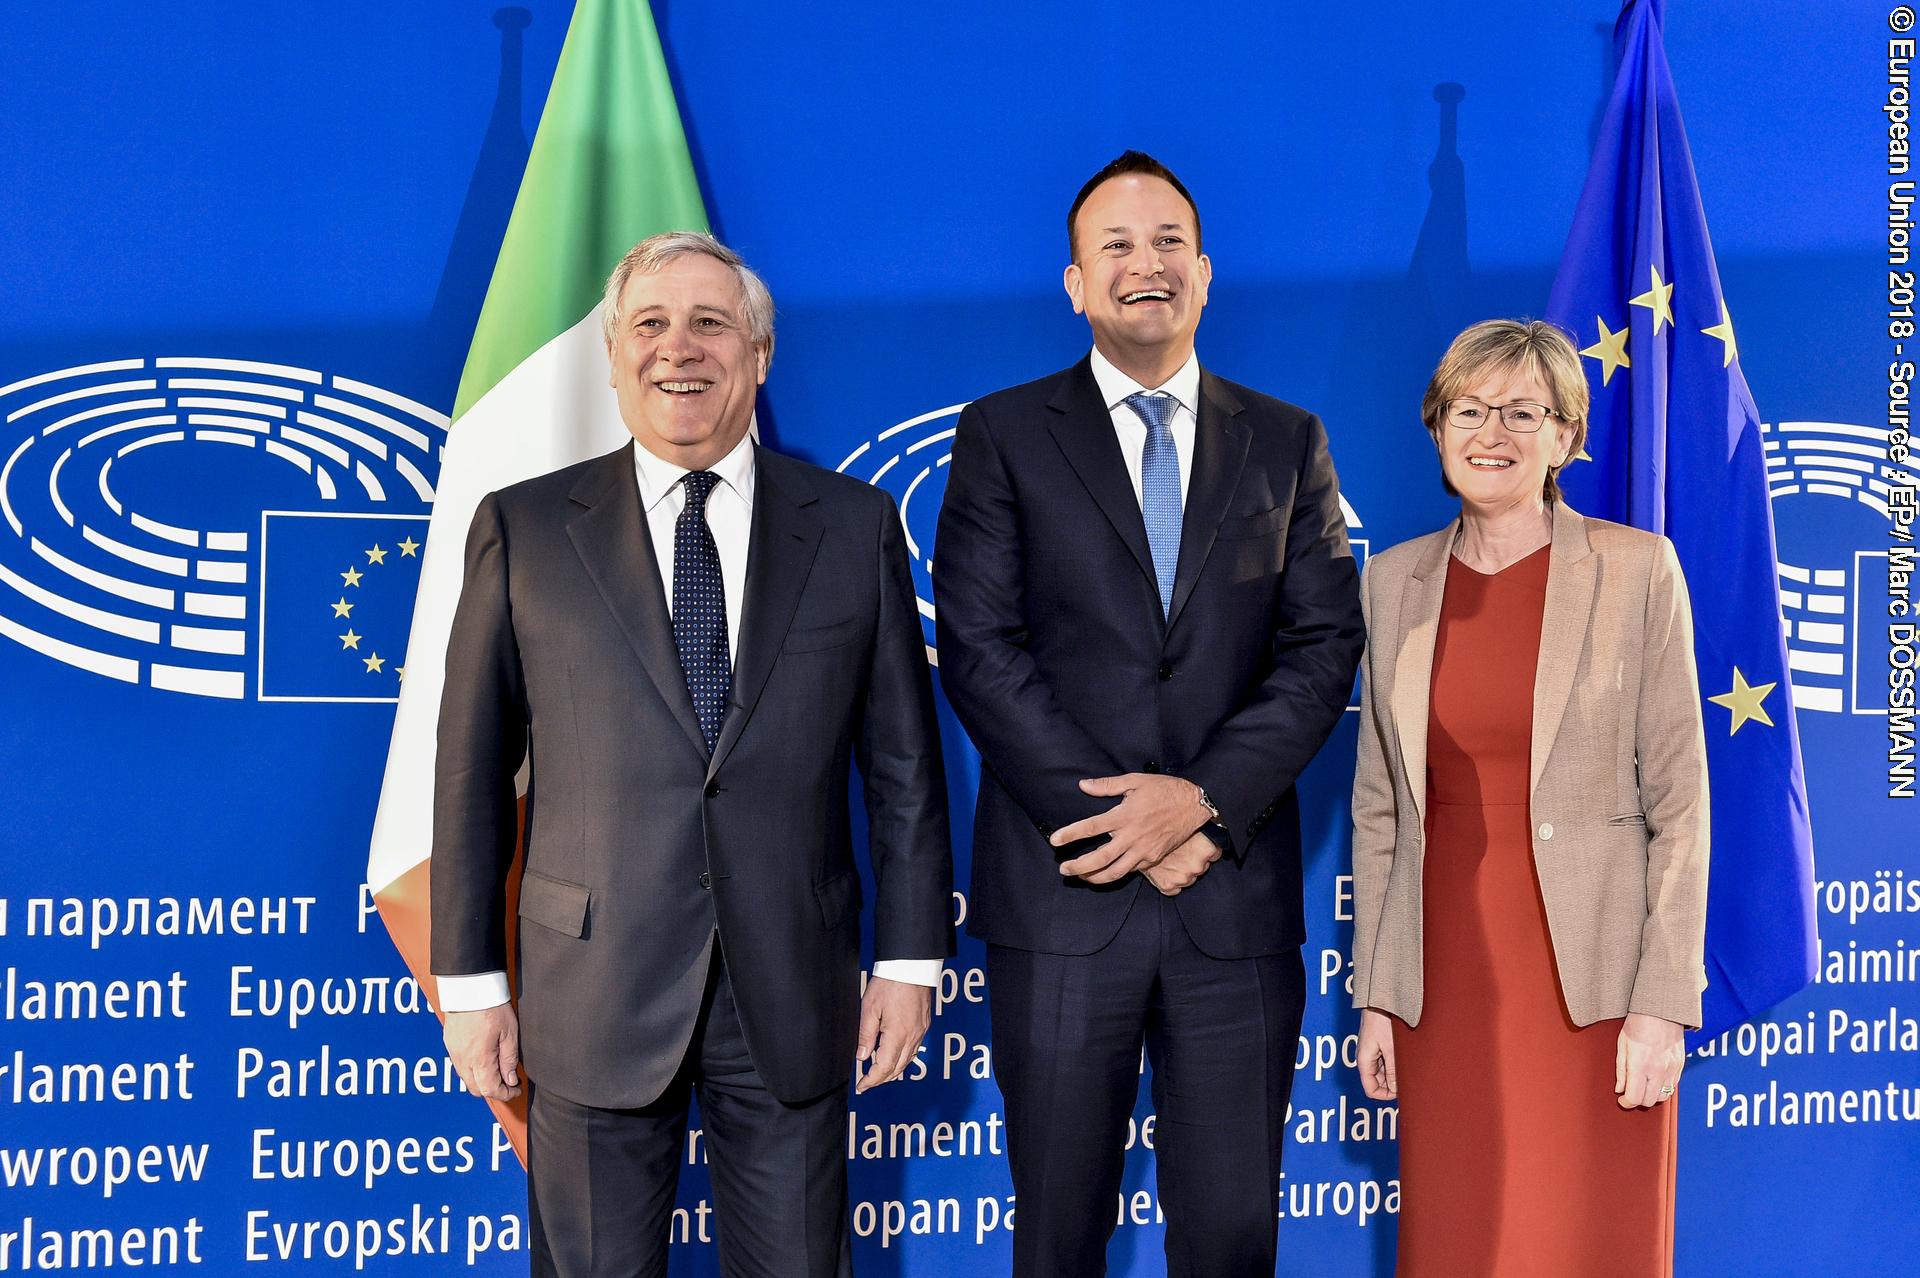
[427,7,535,392]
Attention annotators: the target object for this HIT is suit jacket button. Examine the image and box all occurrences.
[1144,760,1161,774]
[698,872,711,890]
[705,781,720,798]
[1538,822,1554,841]
[1157,663,1174,681]
[1036,821,1054,837]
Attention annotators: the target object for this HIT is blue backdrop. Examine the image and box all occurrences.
[0,3,1907,1275]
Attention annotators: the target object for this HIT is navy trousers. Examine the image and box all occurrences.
[988,889,1306,1278]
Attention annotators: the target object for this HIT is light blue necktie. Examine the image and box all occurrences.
[1124,391,1181,618]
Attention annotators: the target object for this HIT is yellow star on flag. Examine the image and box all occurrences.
[366,545,388,565]
[396,666,406,681]
[1702,300,1738,367]
[398,536,421,557]
[1707,666,1776,735]
[341,566,364,587]
[1629,265,1675,334]
[1581,316,1631,386]
[330,597,354,619]
[364,653,386,674]
[339,629,362,650]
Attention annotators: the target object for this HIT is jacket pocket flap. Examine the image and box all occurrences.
[783,617,862,653]
[518,872,589,938]
[1215,507,1286,540]
[1606,812,1648,826]
[813,869,862,929]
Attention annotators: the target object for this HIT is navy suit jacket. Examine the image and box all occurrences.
[934,358,1363,958]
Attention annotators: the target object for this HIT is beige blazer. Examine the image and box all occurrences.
[1349,501,1710,1029]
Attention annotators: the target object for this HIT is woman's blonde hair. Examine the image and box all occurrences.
[1420,319,1589,504]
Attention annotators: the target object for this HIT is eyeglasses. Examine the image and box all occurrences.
[1443,398,1559,433]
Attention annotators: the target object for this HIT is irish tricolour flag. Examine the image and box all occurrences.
[366,0,707,1158]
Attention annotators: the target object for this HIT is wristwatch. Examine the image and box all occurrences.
[1194,786,1233,855]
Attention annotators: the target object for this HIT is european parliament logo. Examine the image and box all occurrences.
[836,405,962,666]
[0,357,443,703]
[1765,420,1897,716]
[837,403,1371,706]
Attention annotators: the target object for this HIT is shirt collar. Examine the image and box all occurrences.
[1088,346,1202,418]
[631,421,758,513]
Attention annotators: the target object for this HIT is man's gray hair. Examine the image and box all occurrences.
[600,230,776,350]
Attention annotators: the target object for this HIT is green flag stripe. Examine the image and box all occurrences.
[452,0,708,420]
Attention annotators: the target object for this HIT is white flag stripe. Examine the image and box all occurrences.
[368,306,626,894]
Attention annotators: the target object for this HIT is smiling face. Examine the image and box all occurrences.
[607,252,769,470]
[1063,174,1211,380]
[1436,364,1575,517]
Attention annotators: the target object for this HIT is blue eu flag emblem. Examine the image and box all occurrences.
[258,511,429,702]
[1545,0,1817,1041]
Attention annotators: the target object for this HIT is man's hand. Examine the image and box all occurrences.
[1050,773,1212,883]
[1356,1008,1398,1101]
[855,976,931,1093]
[445,1004,522,1101]
[1140,831,1221,896]
[1614,1011,1686,1109]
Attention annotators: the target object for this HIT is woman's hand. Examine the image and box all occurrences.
[1357,1008,1398,1101]
[1615,1012,1686,1108]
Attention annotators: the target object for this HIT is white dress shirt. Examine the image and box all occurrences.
[1087,345,1200,511]
[438,432,939,1013]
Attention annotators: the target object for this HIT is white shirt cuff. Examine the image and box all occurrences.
[436,971,511,1012]
[872,959,942,987]
[438,963,938,1008]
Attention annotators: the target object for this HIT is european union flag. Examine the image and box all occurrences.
[258,511,429,702]
[1545,0,1817,1044]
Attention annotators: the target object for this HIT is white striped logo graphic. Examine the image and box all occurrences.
[1764,420,1901,716]
[0,357,445,700]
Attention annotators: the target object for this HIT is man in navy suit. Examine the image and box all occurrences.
[935,152,1364,1277]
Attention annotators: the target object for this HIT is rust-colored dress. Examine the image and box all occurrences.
[1394,546,1677,1277]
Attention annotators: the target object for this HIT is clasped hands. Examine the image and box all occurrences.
[1047,773,1221,896]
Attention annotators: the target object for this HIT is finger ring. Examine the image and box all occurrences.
[1659,1084,1674,1097]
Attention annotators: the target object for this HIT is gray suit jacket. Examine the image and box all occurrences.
[1349,502,1710,1029]
[431,441,952,1107]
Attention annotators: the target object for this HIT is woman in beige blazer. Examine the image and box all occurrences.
[1349,320,1709,1276]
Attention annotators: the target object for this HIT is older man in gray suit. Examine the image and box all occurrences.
[431,232,953,1278]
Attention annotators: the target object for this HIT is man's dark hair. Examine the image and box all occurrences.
[1066,150,1202,261]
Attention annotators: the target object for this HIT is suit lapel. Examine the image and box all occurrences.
[1046,359,1157,591]
[1166,371,1249,630]
[565,443,711,762]
[1391,522,1458,825]
[707,447,822,778]
[1530,502,1597,795]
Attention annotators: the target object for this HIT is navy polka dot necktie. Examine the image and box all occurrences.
[672,471,731,752]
